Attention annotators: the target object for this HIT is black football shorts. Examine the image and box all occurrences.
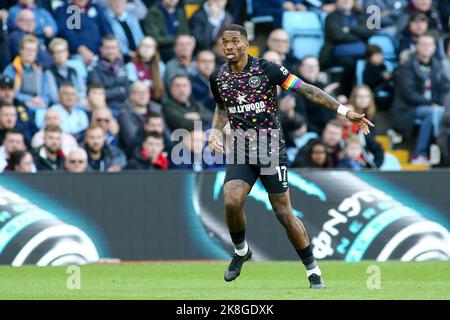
[224,162,289,194]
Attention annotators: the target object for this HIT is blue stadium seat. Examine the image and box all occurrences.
[438,33,450,59]
[281,11,324,60]
[282,11,323,38]
[292,35,324,60]
[368,35,397,62]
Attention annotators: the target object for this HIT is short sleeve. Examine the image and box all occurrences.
[209,69,224,105]
[260,59,303,91]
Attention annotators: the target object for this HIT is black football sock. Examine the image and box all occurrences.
[229,229,247,252]
[296,245,317,270]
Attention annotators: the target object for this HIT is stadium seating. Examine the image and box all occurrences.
[292,36,324,60]
[438,33,450,59]
[282,11,323,38]
[282,11,324,60]
[368,35,397,62]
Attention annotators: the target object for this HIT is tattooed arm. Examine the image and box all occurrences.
[293,82,374,135]
[208,103,228,153]
[211,103,228,132]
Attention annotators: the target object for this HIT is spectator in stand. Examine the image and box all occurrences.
[106,0,144,61]
[348,85,377,124]
[437,0,450,32]
[294,140,333,168]
[363,45,394,102]
[125,131,169,170]
[170,129,223,171]
[0,9,11,72]
[319,0,375,96]
[397,0,444,37]
[262,50,282,65]
[212,38,226,66]
[6,150,35,172]
[362,0,408,37]
[304,0,336,13]
[294,56,339,135]
[437,93,450,166]
[162,74,212,131]
[38,84,89,139]
[126,36,165,102]
[88,35,130,112]
[8,9,53,68]
[399,13,431,64]
[0,129,27,172]
[119,81,162,155]
[55,0,113,65]
[164,34,196,88]
[142,0,189,62]
[3,34,50,111]
[45,38,87,105]
[144,111,172,152]
[83,124,127,172]
[91,106,120,147]
[292,119,344,168]
[252,0,307,29]
[279,104,319,164]
[32,124,65,171]
[443,38,450,82]
[338,134,364,170]
[336,101,385,168]
[266,29,299,72]
[190,0,233,51]
[8,0,57,42]
[393,34,450,164]
[85,83,108,112]
[31,108,78,155]
[190,50,216,112]
[0,102,19,145]
[64,147,88,173]
[0,76,37,144]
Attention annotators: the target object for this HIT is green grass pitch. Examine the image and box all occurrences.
[0,261,449,300]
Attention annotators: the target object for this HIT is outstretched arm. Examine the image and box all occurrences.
[293,81,375,135]
[208,103,228,153]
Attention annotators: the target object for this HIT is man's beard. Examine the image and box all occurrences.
[45,145,58,155]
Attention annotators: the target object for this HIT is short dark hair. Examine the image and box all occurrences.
[5,128,24,139]
[101,34,118,46]
[0,100,15,110]
[8,150,31,169]
[145,131,163,140]
[365,44,383,60]
[146,111,163,121]
[87,83,105,94]
[170,74,191,87]
[222,24,247,39]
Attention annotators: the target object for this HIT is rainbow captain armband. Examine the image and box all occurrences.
[281,74,302,91]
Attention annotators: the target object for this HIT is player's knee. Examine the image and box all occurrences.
[274,207,295,225]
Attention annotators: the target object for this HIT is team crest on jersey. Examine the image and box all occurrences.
[249,76,261,88]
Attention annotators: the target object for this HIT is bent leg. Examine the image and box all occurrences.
[269,190,325,288]
[268,191,310,250]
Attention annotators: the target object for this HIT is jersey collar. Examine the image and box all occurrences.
[227,55,254,73]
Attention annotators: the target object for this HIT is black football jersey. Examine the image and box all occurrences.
[210,56,303,165]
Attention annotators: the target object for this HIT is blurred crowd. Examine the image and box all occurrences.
[0,0,449,173]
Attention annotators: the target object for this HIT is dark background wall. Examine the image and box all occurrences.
[0,170,449,264]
